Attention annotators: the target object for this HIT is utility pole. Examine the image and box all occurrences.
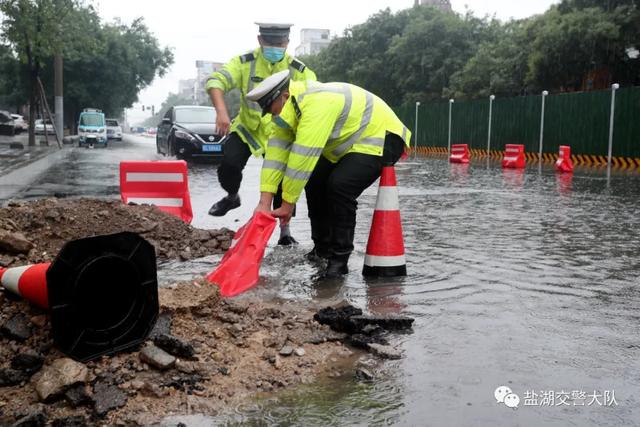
[54,55,64,139]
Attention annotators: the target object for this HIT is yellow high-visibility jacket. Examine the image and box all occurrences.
[261,80,411,204]
[205,48,317,156]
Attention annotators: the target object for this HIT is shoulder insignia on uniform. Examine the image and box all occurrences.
[240,53,256,63]
[289,58,306,73]
[291,96,302,119]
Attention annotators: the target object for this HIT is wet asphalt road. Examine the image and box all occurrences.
[4,134,640,426]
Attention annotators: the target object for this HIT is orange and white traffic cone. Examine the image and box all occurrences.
[0,263,50,309]
[362,165,407,277]
[0,232,159,362]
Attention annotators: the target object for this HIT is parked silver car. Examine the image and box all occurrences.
[34,119,55,135]
[106,119,123,141]
[10,114,28,133]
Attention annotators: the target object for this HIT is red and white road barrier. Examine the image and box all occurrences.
[363,165,407,277]
[502,144,526,169]
[555,145,574,173]
[119,161,193,223]
[450,144,470,164]
[0,263,50,309]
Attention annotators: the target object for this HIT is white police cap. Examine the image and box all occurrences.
[246,70,290,116]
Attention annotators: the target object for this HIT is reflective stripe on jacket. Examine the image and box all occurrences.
[205,48,317,156]
[261,80,411,203]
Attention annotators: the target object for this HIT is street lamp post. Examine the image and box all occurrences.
[607,83,620,170]
[539,90,548,163]
[487,95,495,157]
[448,99,454,153]
[414,101,420,158]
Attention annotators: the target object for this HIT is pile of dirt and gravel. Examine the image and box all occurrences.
[0,197,414,425]
[0,280,361,426]
[0,198,235,268]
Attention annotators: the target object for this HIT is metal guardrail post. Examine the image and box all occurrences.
[414,101,420,159]
[539,90,548,163]
[448,99,454,153]
[487,95,495,157]
[607,83,619,170]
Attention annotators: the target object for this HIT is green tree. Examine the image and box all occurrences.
[526,1,640,91]
[387,8,499,103]
[526,7,621,91]
[0,0,82,145]
[304,6,499,105]
[1,2,173,135]
[0,43,27,110]
[51,17,173,130]
[449,19,540,98]
[304,8,412,104]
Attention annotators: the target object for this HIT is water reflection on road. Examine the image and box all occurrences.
[208,155,640,426]
[7,136,640,425]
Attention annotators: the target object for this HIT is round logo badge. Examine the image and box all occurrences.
[208,136,215,142]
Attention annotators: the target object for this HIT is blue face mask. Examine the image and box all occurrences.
[263,46,286,63]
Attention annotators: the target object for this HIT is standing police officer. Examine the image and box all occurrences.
[248,71,411,278]
[206,23,316,245]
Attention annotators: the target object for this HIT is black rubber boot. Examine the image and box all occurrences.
[307,217,330,261]
[277,235,298,246]
[306,246,331,262]
[277,224,298,246]
[320,224,354,278]
[208,194,240,217]
[321,255,349,279]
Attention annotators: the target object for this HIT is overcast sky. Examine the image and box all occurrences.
[95,0,558,124]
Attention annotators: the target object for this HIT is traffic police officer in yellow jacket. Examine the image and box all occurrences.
[205,23,317,245]
[248,71,411,278]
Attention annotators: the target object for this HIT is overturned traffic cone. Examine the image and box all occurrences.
[363,165,407,277]
[0,232,158,362]
[555,145,574,173]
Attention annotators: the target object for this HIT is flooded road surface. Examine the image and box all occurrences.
[6,136,640,426]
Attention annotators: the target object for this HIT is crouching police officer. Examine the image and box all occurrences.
[205,23,316,245]
[248,71,411,278]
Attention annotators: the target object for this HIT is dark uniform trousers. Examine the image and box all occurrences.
[305,133,405,261]
[217,132,287,210]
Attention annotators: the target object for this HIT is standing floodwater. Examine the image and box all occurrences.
[5,137,639,425]
[202,157,640,426]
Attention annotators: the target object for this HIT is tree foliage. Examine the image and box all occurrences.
[44,16,174,129]
[0,0,82,143]
[305,1,640,105]
[0,0,173,135]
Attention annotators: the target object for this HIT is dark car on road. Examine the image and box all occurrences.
[156,106,223,159]
[0,111,15,136]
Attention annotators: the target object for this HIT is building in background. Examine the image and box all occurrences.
[178,79,196,101]
[414,0,452,12]
[194,61,223,104]
[295,29,331,56]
